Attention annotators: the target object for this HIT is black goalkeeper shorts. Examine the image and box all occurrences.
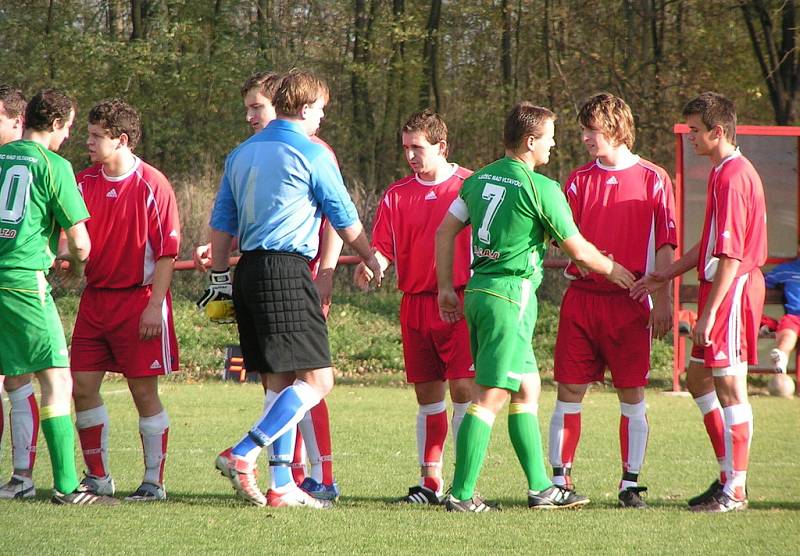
[233,250,331,374]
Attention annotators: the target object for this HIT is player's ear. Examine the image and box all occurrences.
[526,134,536,151]
[118,132,130,148]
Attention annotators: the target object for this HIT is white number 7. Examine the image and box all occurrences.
[477,183,505,244]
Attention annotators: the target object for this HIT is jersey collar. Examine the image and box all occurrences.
[101,156,141,182]
[416,163,458,186]
[595,152,639,171]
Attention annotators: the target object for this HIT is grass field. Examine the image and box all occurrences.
[1,382,798,555]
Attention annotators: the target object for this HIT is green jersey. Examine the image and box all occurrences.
[0,140,89,272]
[456,157,577,284]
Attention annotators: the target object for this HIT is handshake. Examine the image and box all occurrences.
[196,268,236,324]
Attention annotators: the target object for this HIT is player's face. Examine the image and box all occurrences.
[532,119,556,166]
[402,131,446,179]
[0,102,23,146]
[301,97,326,136]
[49,109,75,152]
[685,114,716,156]
[581,124,615,161]
[87,123,123,164]
[243,89,276,134]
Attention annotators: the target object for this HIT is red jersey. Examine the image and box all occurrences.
[77,158,180,289]
[697,151,767,282]
[372,165,472,294]
[564,155,677,292]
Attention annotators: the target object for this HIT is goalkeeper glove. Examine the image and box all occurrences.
[196,268,233,309]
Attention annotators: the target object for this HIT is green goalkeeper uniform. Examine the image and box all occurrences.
[0,140,89,375]
[450,156,578,390]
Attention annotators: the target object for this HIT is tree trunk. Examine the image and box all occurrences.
[419,0,442,111]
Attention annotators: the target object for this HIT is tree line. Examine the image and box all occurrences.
[1,0,796,193]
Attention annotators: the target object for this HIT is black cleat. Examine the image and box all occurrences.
[528,485,589,509]
[690,489,747,513]
[618,486,648,509]
[444,493,497,512]
[687,479,723,507]
[51,489,120,506]
[398,485,441,505]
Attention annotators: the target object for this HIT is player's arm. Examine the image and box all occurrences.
[315,220,344,305]
[193,237,240,273]
[59,221,91,278]
[692,255,740,347]
[436,212,468,323]
[631,242,700,301]
[650,245,675,339]
[558,233,636,289]
[139,256,175,340]
[334,222,383,287]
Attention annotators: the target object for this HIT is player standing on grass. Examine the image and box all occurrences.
[354,110,474,504]
[436,102,636,512]
[547,93,676,509]
[0,84,43,500]
[0,89,116,505]
[633,92,766,512]
[70,99,180,502]
[211,69,382,508]
[195,71,343,500]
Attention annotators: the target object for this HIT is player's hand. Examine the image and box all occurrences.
[196,268,233,309]
[353,262,373,291]
[139,302,163,340]
[314,268,334,308]
[363,255,383,288]
[631,270,670,302]
[649,292,673,340]
[53,254,86,289]
[192,243,212,273]
[605,261,636,290]
[692,311,715,347]
[438,288,463,323]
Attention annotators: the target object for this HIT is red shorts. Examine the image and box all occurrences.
[690,269,764,372]
[400,292,474,384]
[777,314,800,334]
[554,286,651,388]
[71,286,179,378]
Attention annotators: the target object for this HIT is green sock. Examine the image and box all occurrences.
[508,403,551,492]
[41,413,79,494]
[451,406,495,501]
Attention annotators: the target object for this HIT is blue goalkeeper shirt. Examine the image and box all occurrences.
[765,258,800,315]
[210,119,357,258]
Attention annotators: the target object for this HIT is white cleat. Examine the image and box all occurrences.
[770,348,788,373]
[0,475,35,499]
[267,487,333,509]
[78,473,116,496]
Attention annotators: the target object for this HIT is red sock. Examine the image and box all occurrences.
[703,408,726,483]
[310,400,334,484]
[79,424,108,478]
[291,428,306,485]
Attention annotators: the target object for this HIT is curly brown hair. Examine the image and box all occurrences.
[0,84,26,118]
[88,98,142,150]
[24,89,75,132]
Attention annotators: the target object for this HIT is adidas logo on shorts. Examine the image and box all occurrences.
[150,360,162,369]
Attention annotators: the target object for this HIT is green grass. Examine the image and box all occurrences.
[1,383,798,555]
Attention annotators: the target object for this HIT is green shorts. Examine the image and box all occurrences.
[464,274,539,392]
[0,269,69,376]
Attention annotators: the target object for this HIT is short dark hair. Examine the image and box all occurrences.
[88,98,142,151]
[273,69,329,117]
[402,109,448,156]
[240,71,283,100]
[578,92,635,149]
[682,92,737,143]
[0,85,26,119]
[504,102,556,151]
[24,89,75,132]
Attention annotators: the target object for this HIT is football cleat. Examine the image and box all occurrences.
[528,485,590,509]
[770,348,788,373]
[444,493,497,512]
[690,490,747,513]
[298,477,340,501]
[78,473,116,496]
[125,482,167,502]
[687,479,723,507]
[0,475,36,499]
[266,487,333,509]
[215,448,266,507]
[51,489,119,506]
[618,486,648,509]
[398,485,441,505]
